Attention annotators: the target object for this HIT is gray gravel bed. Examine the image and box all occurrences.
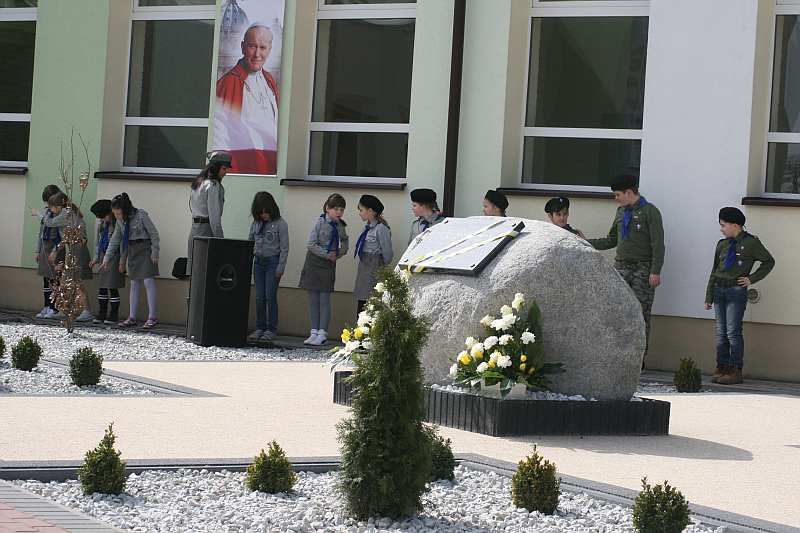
[13,466,721,533]
[0,361,155,395]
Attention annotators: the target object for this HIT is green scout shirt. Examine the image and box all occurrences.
[587,198,666,275]
[704,231,775,304]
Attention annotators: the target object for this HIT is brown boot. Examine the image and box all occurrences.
[711,362,728,383]
[718,365,743,384]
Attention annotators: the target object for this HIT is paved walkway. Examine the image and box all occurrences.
[1,315,799,532]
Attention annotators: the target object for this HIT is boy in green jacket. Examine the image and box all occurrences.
[587,174,665,368]
[705,207,774,385]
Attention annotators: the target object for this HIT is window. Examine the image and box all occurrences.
[309,1,416,181]
[0,1,36,166]
[122,0,215,172]
[521,1,649,189]
[766,4,800,196]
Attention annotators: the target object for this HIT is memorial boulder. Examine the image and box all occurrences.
[404,217,646,401]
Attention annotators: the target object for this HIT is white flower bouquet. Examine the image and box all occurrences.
[447,293,565,397]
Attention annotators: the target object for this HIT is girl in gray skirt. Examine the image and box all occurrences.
[101,193,160,329]
[30,185,64,318]
[352,194,392,315]
[298,193,349,346]
[89,199,126,324]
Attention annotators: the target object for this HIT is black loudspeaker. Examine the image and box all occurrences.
[187,237,254,347]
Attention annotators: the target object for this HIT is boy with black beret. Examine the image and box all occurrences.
[705,207,774,385]
[587,174,665,368]
[544,197,585,238]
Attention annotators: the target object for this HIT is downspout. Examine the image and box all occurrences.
[442,0,467,218]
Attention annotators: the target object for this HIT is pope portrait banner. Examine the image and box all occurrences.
[213,0,285,176]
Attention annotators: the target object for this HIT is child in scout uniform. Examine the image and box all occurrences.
[483,189,508,217]
[187,150,230,276]
[30,185,64,318]
[587,174,665,368]
[89,199,126,324]
[248,191,289,342]
[544,197,585,238]
[299,193,349,346]
[408,188,444,243]
[705,207,774,385]
[101,193,160,329]
[353,194,393,315]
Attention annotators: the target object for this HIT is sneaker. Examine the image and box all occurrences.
[308,330,328,346]
[142,317,158,329]
[263,330,277,340]
[104,314,119,325]
[76,310,94,322]
[249,329,265,341]
[36,307,54,318]
[119,317,137,327]
[93,311,106,324]
[303,329,319,345]
[52,311,64,320]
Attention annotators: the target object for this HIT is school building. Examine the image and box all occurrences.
[1,0,798,382]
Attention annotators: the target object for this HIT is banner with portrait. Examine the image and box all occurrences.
[213,0,285,176]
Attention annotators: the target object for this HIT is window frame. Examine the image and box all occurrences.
[763,1,800,198]
[307,1,416,184]
[120,0,216,174]
[519,0,649,192]
[0,4,36,168]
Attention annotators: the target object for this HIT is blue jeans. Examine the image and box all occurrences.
[254,255,280,332]
[713,285,748,368]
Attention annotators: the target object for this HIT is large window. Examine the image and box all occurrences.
[0,1,36,166]
[522,1,649,189]
[767,6,800,197]
[309,1,416,181]
[122,0,215,172]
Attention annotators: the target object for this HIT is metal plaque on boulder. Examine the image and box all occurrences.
[398,217,525,276]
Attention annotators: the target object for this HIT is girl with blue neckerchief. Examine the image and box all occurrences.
[352,194,392,315]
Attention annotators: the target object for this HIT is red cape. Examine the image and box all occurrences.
[215,61,279,116]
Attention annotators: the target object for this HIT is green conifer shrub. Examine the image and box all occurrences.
[632,478,691,533]
[336,267,432,519]
[70,347,104,387]
[673,357,702,393]
[510,444,561,515]
[77,423,127,496]
[11,336,42,371]
[424,424,456,482]
[0,335,5,360]
[245,441,297,494]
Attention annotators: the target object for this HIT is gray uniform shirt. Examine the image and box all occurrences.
[103,209,160,262]
[35,208,65,253]
[249,217,290,273]
[93,220,127,264]
[408,212,445,243]
[307,214,349,259]
[190,179,225,238]
[356,220,393,265]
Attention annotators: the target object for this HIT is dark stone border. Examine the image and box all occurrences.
[334,371,670,437]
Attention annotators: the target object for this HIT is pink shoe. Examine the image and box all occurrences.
[119,317,137,327]
[142,317,158,329]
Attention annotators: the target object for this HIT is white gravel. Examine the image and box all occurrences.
[0,361,155,395]
[13,465,721,533]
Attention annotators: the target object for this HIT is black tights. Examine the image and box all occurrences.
[43,277,55,308]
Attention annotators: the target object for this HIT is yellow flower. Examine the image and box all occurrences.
[521,355,527,362]
[488,361,496,369]
[354,327,363,339]
[527,366,535,374]
[341,329,351,342]
[472,349,483,360]
[519,363,526,372]
[458,351,470,365]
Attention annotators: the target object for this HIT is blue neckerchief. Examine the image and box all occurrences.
[42,211,54,241]
[419,212,443,230]
[258,221,266,236]
[321,213,340,255]
[122,208,138,252]
[620,196,647,241]
[354,222,372,261]
[97,221,110,256]
[565,224,574,233]
[725,232,751,271]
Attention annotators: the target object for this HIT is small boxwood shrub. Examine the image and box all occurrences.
[11,336,42,371]
[633,478,691,533]
[0,335,5,360]
[511,444,561,515]
[70,347,104,387]
[245,441,297,494]
[77,423,127,496]
[673,358,702,393]
[424,424,456,482]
